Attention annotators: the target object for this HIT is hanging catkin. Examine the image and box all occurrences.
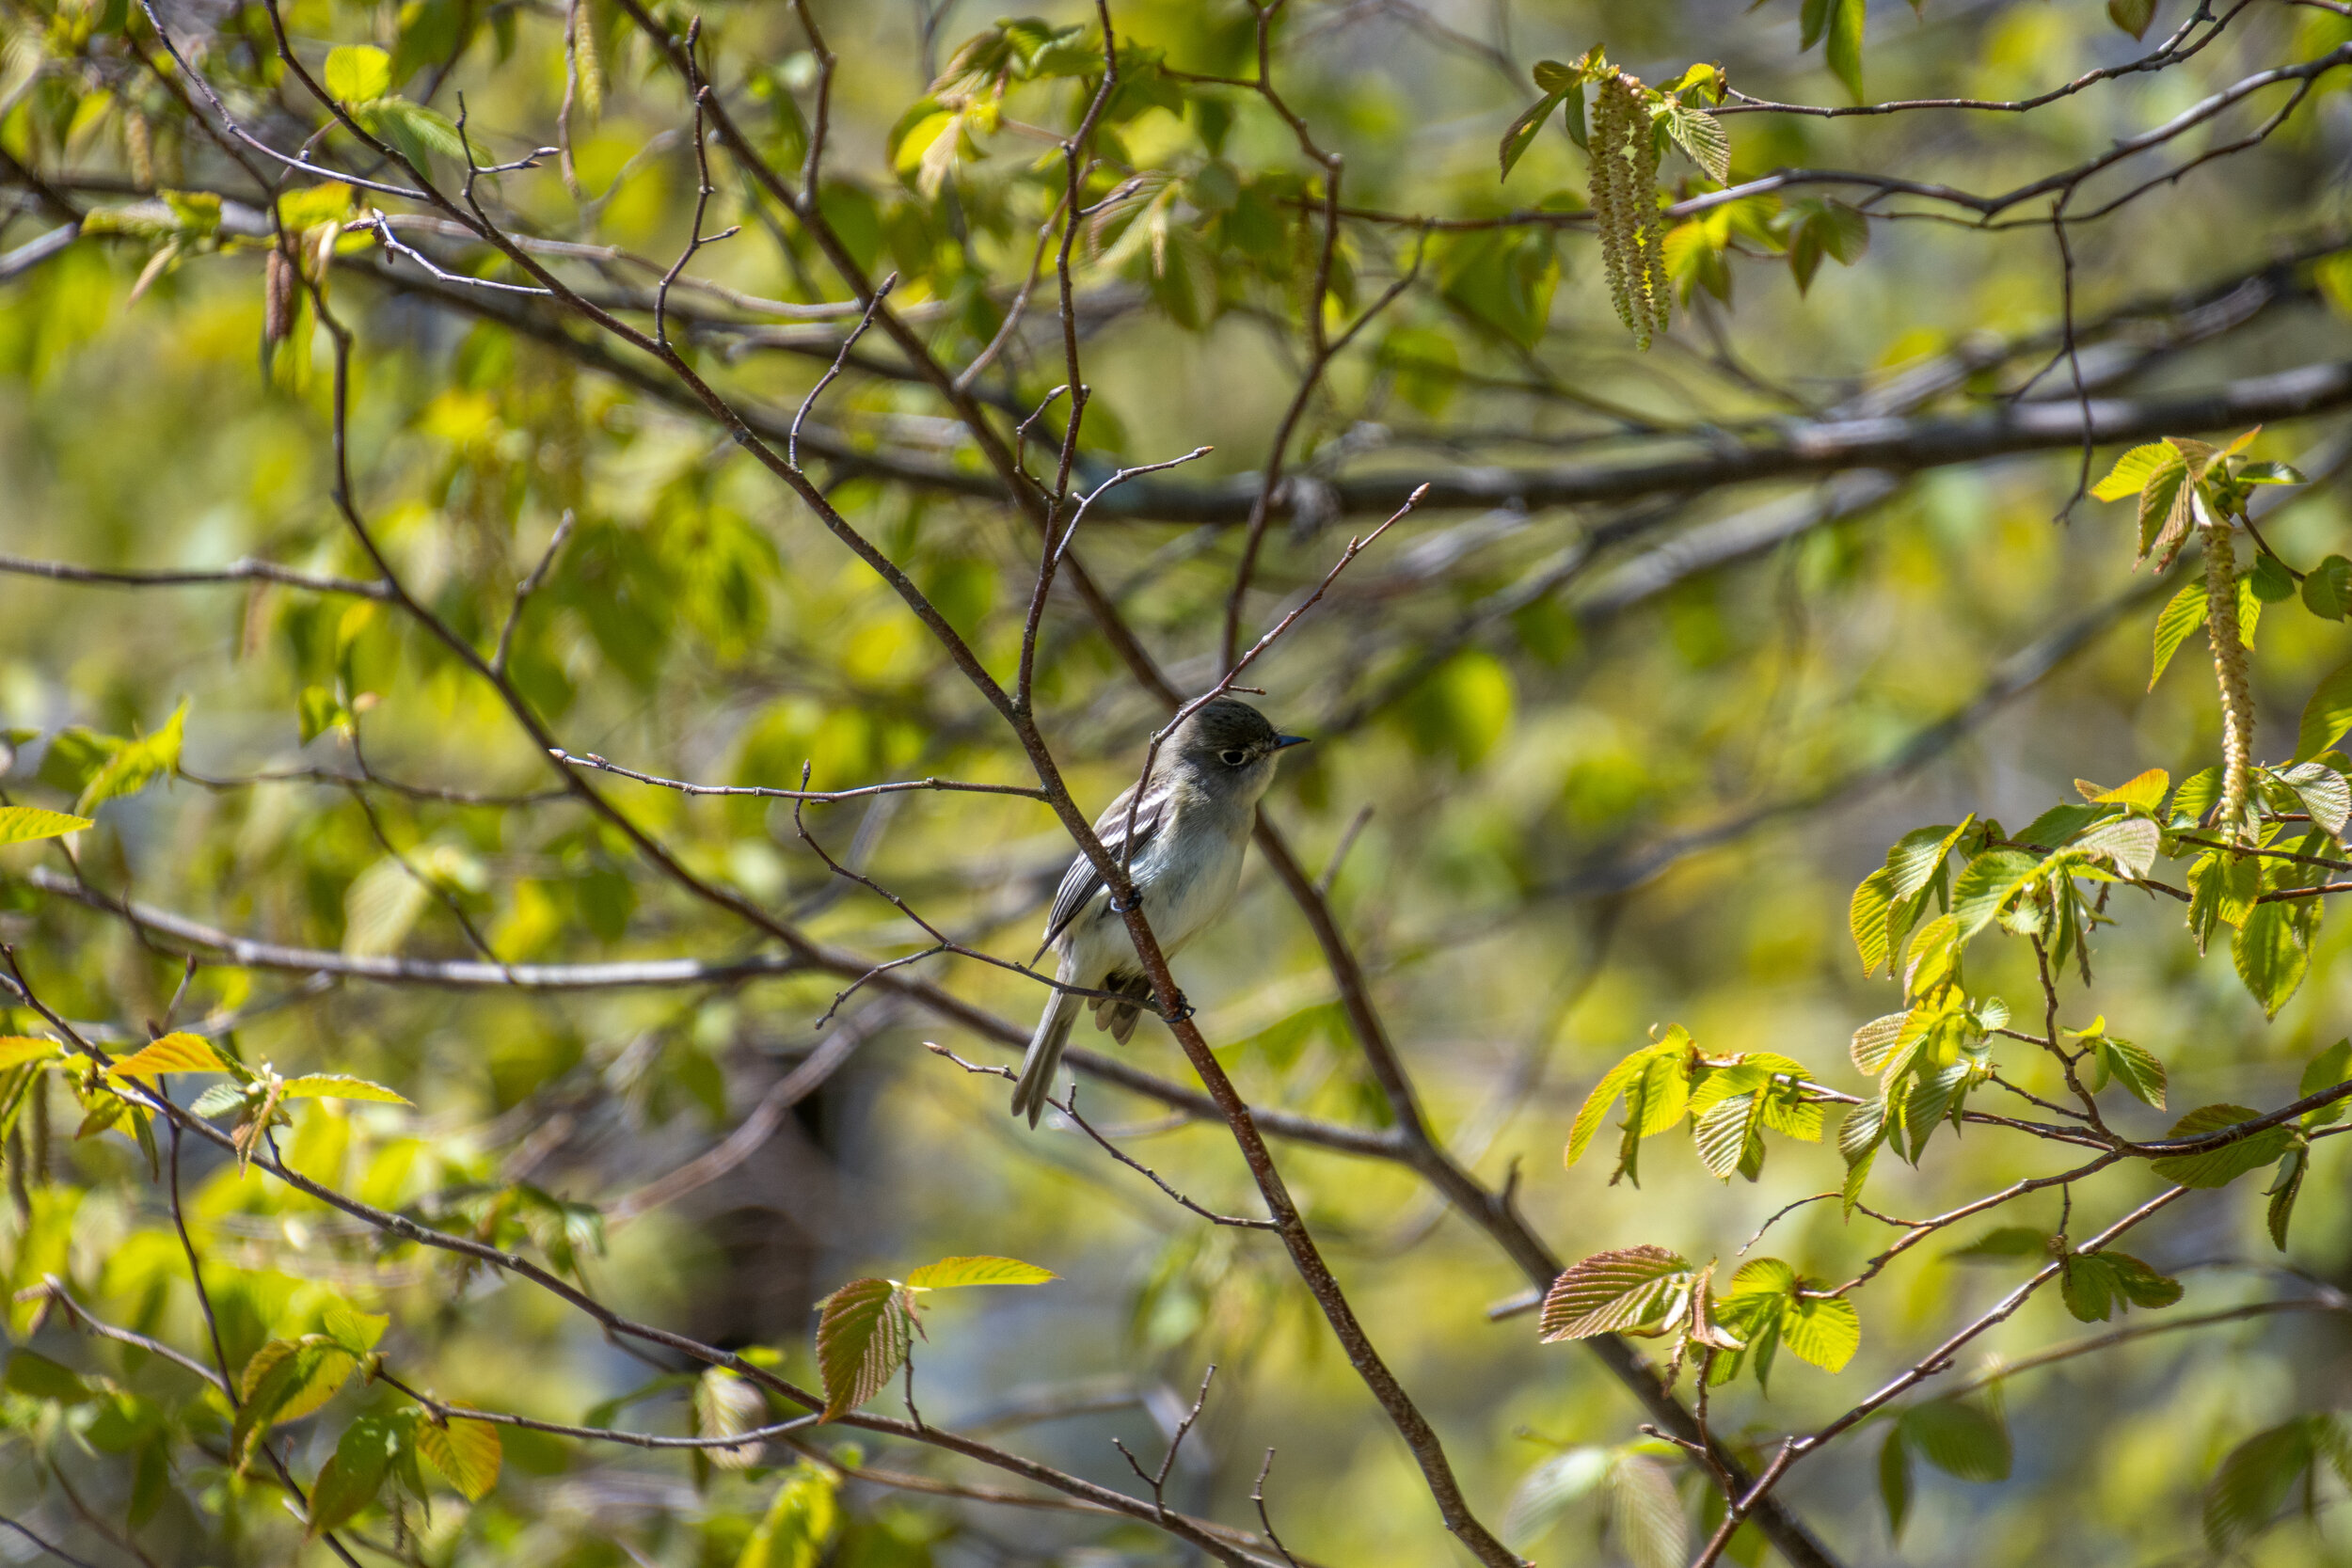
[2204,521,2255,841]
[1590,72,1666,350]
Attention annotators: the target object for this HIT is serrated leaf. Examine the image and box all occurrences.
[107,1032,226,1080]
[2097,1036,2168,1110]
[321,1304,389,1357]
[280,1073,412,1105]
[2280,761,2352,835]
[0,1037,62,1070]
[1888,818,1973,901]
[1566,1049,1652,1167]
[1850,1011,1908,1075]
[2076,817,2160,879]
[1950,848,2044,942]
[1824,0,1866,103]
[233,1340,355,1464]
[2302,555,2351,620]
[900,1255,1057,1290]
[2204,1418,2325,1552]
[1539,1246,1692,1340]
[307,1413,403,1537]
[1849,865,1896,975]
[1605,1452,1687,1568]
[2092,441,2176,501]
[2085,768,2169,811]
[415,1408,501,1499]
[2149,1103,2294,1187]
[1503,1447,1610,1549]
[2150,581,2207,689]
[324,44,392,103]
[2296,657,2352,762]
[2299,1039,2352,1128]
[2237,460,2305,484]
[75,701,184,816]
[188,1082,246,1117]
[696,1367,771,1470]
[1901,1400,2010,1482]
[0,805,93,846]
[2232,900,2308,1019]
[814,1278,914,1419]
[1660,103,1730,183]
[1779,1291,1859,1371]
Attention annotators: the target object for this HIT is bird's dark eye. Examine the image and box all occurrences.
[1219,749,1249,768]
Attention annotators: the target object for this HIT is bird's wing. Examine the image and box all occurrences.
[1040,784,1167,952]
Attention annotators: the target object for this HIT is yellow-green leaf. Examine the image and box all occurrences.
[281,1073,412,1105]
[416,1408,501,1500]
[901,1255,1057,1290]
[107,1032,227,1080]
[0,806,93,846]
[0,1037,62,1070]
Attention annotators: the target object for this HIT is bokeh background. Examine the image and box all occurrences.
[7,0,2352,1562]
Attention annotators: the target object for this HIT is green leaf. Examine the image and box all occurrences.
[2237,460,2306,484]
[1944,1226,2050,1260]
[2302,554,2351,620]
[2150,580,2207,688]
[280,1073,412,1105]
[0,805,93,846]
[2095,1035,2168,1110]
[107,1032,227,1080]
[1824,0,1866,103]
[813,1277,914,1419]
[0,1036,63,1070]
[233,1339,356,1464]
[1504,1447,1610,1550]
[738,1460,840,1568]
[2106,0,2157,38]
[74,700,184,816]
[2204,1418,2329,1552]
[2249,551,2296,604]
[298,686,353,744]
[321,1304,389,1357]
[2299,1038,2352,1128]
[415,1408,501,1499]
[324,44,393,103]
[2169,765,2221,828]
[1499,88,1569,180]
[1778,1291,1860,1372]
[1605,1452,1687,1568]
[2279,760,2352,835]
[1538,1246,1692,1340]
[7,1350,96,1402]
[308,1413,404,1537]
[2266,1147,2307,1250]
[1849,865,1896,974]
[1659,103,1730,184]
[2092,442,2176,501]
[1879,1426,1912,1540]
[1566,1050,1648,1167]
[901,1255,1057,1290]
[1900,1400,2010,1482]
[2298,657,2352,762]
[1849,1012,1908,1075]
[1950,848,2043,942]
[2232,900,2308,1019]
[2082,768,2169,811]
[2149,1103,2295,1188]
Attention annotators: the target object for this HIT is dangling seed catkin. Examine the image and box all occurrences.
[1589,73,1666,350]
[2204,522,2255,841]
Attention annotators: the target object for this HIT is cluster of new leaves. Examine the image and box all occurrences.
[810,1255,1054,1420]
[1500,53,1728,348]
[1565,1023,1827,1187]
[1539,1244,1858,1394]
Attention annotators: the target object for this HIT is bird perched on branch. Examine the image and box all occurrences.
[1010,698,1310,1126]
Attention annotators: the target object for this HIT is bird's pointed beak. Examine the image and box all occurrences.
[1273,734,1312,751]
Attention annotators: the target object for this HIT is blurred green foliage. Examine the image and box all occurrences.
[5,0,2352,1564]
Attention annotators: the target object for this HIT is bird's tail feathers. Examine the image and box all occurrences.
[1010,990,1081,1128]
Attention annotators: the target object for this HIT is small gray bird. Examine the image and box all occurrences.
[1009,699,1310,1126]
